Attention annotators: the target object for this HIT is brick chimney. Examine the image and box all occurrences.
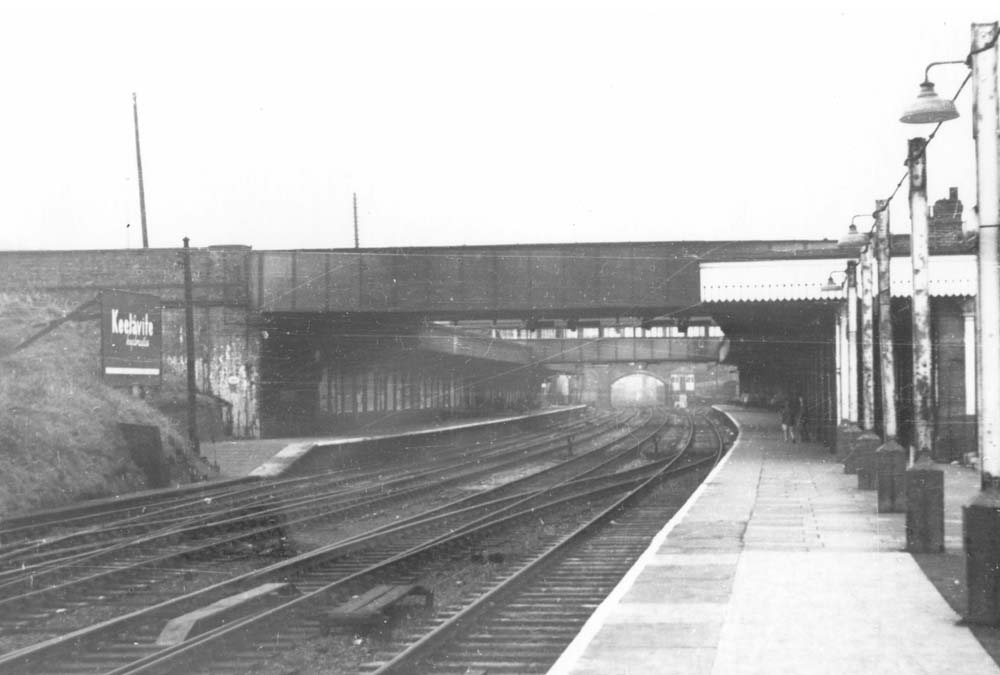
[930,187,964,248]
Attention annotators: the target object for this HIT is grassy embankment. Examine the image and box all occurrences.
[0,293,215,517]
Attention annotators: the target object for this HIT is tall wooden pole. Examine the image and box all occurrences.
[132,93,149,248]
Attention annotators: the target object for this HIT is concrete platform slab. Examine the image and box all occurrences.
[549,406,999,675]
[205,406,585,477]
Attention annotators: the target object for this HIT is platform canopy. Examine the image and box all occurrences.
[700,254,975,303]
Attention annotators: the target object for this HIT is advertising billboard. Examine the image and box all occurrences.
[101,290,163,386]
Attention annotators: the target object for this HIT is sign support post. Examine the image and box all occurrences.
[183,237,200,455]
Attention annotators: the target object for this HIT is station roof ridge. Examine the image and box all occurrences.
[290,237,840,254]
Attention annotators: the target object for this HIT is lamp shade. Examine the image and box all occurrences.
[900,81,960,124]
[838,224,868,247]
[821,275,844,293]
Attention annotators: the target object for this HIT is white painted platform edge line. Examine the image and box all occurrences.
[546,408,744,675]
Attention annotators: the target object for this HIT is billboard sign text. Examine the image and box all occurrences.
[101,290,163,386]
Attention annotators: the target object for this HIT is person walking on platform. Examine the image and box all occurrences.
[788,395,801,443]
[795,395,808,442]
[780,399,794,442]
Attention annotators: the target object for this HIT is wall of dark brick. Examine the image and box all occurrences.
[0,247,260,437]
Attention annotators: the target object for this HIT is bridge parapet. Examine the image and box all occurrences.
[249,246,705,317]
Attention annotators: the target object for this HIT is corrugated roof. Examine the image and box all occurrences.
[700,254,975,302]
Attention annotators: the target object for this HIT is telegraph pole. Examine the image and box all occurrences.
[132,93,149,248]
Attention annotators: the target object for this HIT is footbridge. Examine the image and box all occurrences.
[0,188,975,452]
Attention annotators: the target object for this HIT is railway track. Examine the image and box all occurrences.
[367,408,731,675]
[0,411,630,620]
[0,409,617,572]
[0,411,611,552]
[0,408,669,673]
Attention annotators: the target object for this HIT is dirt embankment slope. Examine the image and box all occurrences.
[0,293,214,516]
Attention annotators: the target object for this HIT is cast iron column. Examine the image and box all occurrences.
[966,21,1000,624]
[836,306,845,422]
[846,260,859,426]
[860,245,876,430]
[856,242,885,488]
[843,261,869,472]
[905,138,943,552]
[874,200,906,512]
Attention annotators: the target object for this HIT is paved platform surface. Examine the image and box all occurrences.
[201,407,583,478]
[549,407,999,675]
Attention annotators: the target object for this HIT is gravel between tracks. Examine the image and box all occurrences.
[204,433,716,674]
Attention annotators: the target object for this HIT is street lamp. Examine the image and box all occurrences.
[837,215,872,247]
[899,61,966,124]
[897,56,974,553]
[821,269,848,293]
[901,23,1000,623]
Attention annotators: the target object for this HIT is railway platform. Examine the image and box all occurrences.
[548,406,999,674]
[204,405,586,478]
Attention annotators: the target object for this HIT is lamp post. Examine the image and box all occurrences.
[854,218,877,433]
[966,22,1000,624]
[829,259,869,471]
[855,224,884,490]
[822,269,849,438]
[873,200,907,513]
[844,259,859,430]
[900,22,1000,617]
[902,136,943,551]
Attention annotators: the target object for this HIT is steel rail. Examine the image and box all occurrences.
[0,411,628,603]
[0,412,654,671]
[98,410,676,675]
[0,411,609,548]
[367,410,721,674]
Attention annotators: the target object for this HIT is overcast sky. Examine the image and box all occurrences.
[0,0,997,251]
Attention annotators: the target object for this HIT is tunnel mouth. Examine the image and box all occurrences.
[610,373,666,408]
